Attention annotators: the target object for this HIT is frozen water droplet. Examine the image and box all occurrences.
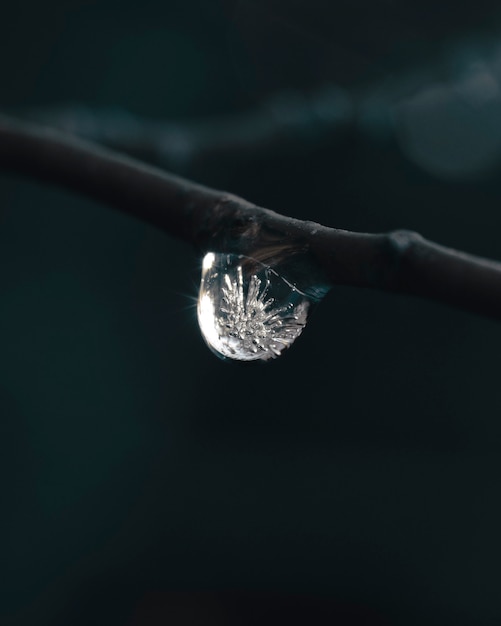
[197,252,322,362]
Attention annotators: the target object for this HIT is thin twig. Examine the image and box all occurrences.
[22,36,501,182]
[19,86,353,170]
[0,114,500,319]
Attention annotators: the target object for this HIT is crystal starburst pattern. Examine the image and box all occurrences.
[197,252,313,361]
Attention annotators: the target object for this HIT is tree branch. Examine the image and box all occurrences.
[0,114,501,319]
[19,86,353,170]
[22,35,501,182]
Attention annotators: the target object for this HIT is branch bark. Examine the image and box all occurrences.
[0,114,500,319]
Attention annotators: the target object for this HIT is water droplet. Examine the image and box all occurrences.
[197,252,324,362]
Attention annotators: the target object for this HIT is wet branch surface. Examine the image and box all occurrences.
[0,114,501,319]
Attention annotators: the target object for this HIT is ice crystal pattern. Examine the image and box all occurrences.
[198,252,310,361]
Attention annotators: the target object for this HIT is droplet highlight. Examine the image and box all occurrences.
[197,252,317,361]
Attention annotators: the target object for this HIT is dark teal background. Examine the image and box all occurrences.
[1,1,501,624]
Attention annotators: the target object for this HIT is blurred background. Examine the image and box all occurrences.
[1,1,501,624]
